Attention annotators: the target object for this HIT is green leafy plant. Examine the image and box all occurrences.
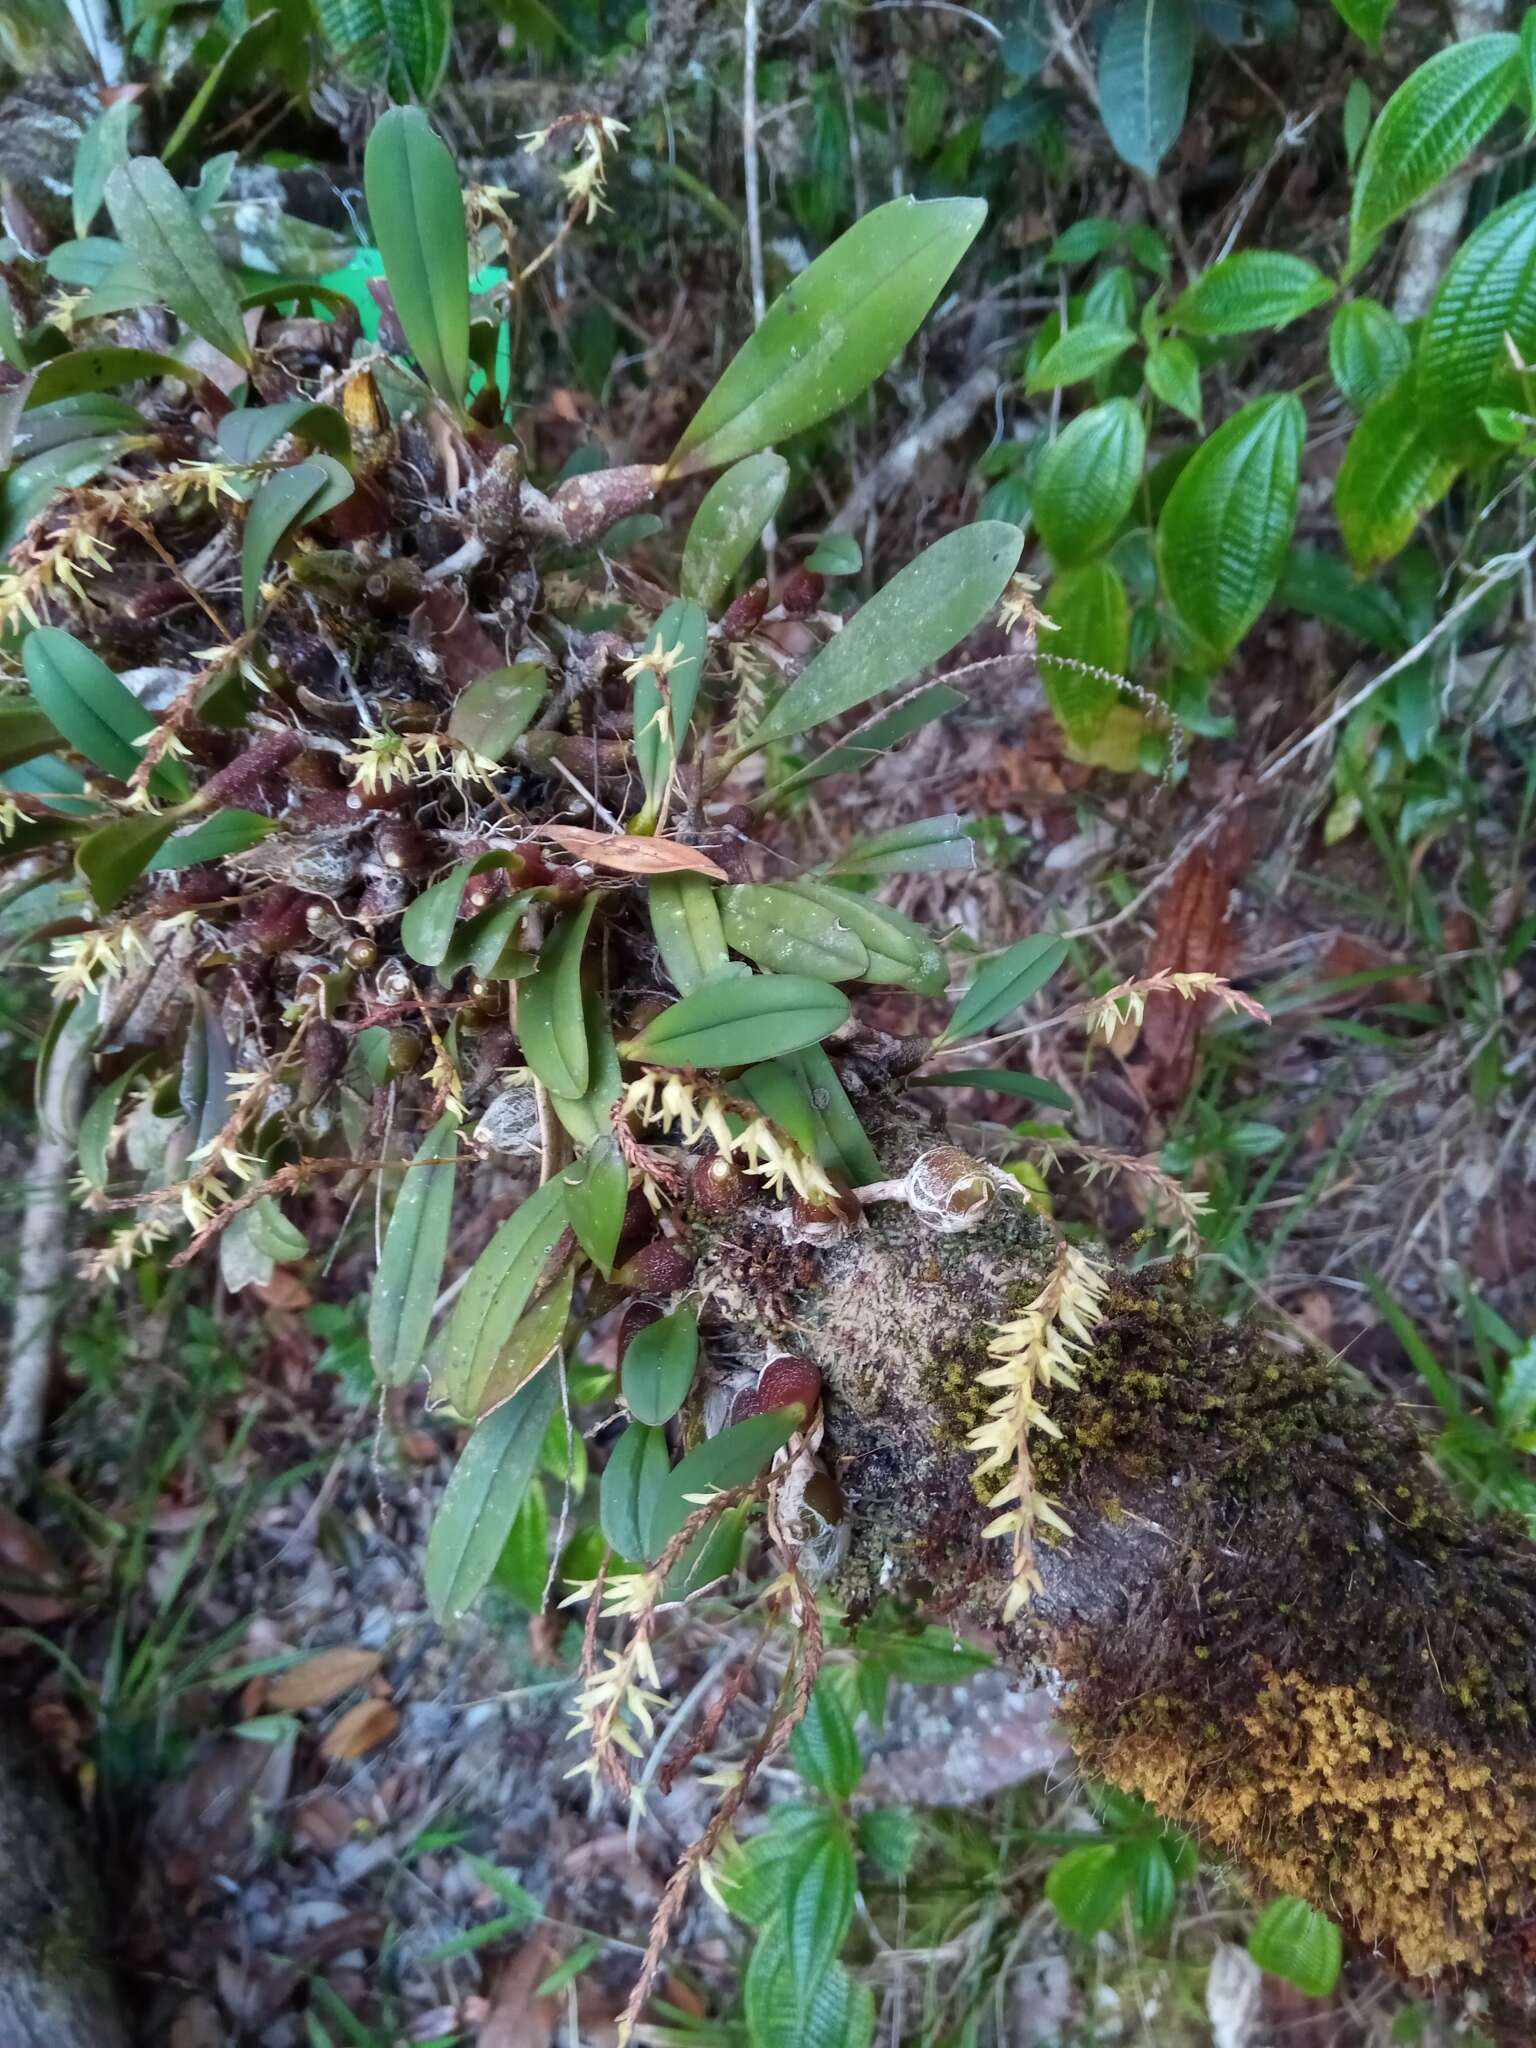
[1043,1784,1198,1940]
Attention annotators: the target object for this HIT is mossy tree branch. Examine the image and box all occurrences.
[696,1115,1536,2023]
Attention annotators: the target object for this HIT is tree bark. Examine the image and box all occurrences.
[697,1115,1536,2028]
[0,1723,130,2048]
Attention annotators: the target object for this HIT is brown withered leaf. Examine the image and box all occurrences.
[478,1932,559,2048]
[1316,932,1431,1009]
[292,1790,355,1854]
[266,1647,382,1712]
[417,584,505,689]
[320,1698,399,1760]
[543,825,728,881]
[1134,812,1251,1114]
[0,1505,73,1622]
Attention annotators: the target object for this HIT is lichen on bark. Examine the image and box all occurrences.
[696,1146,1536,2010]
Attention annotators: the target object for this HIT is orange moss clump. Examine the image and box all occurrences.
[1081,1669,1536,1977]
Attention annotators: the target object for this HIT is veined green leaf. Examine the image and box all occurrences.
[317,0,452,96]
[633,599,707,822]
[1128,1840,1177,1934]
[1275,546,1407,651]
[1330,0,1394,50]
[1038,559,1130,748]
[364,107,471,407]
[518,897,598,1098]
[1145,338,1203,427]
[781,1822,858,2016]
[680,453,789,610]
[1033,399,1145,567]
[242,457,354,627]
[1334,387,1460,570]
[1328,298,1410,412]
[1417,189,1536,456]
[745,522,1023,749]
[744,1930,873,2048]
[1157,393,1304,661]
[1348,36,1520,271]
[370,1112,460,1387]
[425,1364,559,1622]
[560,1134,629,1275]
[649,872,734,994]
[938,933,1067,1046]
[1025,321,1136,394]
[720,883,871,983]
[621,972,851,1069]
[448,663,546,762]
[668,196,985,476]
[435,1176,570,1419]
[600,1421,669,1561]
[1047,1843,1132,1933]
[1247,1896,1343,1998]
[1169,251,1333,336]
[72,98,139,239]
[105,157,252,367]
[1098,0,1196,175]
[622,1301,700,1425]
[790,1678,864,1799]
[75,813,174,914]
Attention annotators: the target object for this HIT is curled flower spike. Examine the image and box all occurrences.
[1076,971,1270,1039]
[969,1239,1107,1622]
[997,572,1058,639]
[620,1071,840,1208]
[45,925,152,1001]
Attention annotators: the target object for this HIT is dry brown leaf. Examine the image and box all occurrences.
[152,1733,293,1885]
[292,1790,355,1854]
[542,825,727,881]
[1316,932,1431,1009]
[1134,811,1251,1113]
[320,1698,399,1760]
[417,584,504,689]
[254,1269,313,1311]
[0,1505,73,1622]
[267,1647,383,1712]
[478,1932,559,2048]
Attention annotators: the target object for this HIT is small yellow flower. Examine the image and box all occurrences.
[998,573,1057,638]
[622,634,689,686]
